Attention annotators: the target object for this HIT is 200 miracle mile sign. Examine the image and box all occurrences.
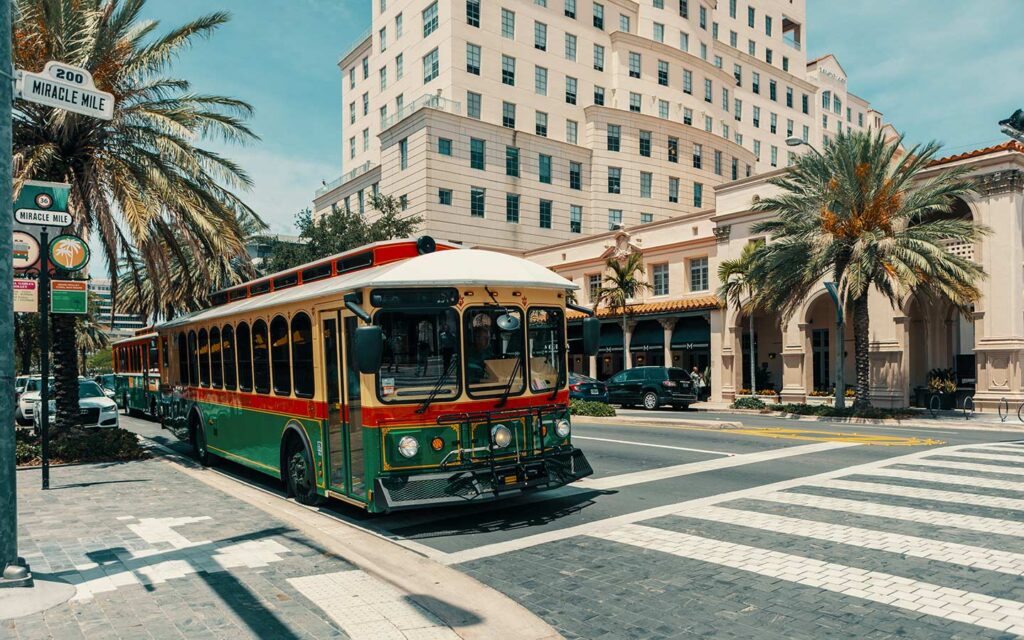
[16,61,114,121]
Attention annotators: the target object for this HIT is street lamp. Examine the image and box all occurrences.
[786,137,823,157]
[999,109,1024,144]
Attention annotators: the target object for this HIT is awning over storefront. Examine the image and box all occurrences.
[599,323,623,352]
[671,316,711,350]
[629,321,664,352]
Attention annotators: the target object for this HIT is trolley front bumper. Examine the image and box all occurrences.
[371,447,593,512]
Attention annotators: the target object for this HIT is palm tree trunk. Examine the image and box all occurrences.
[851,293,872,411]
[51,313,80,435]
[748,312,755,394]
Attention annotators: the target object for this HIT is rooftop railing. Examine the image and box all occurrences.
[315,161,375,197]
[382,94,462,130]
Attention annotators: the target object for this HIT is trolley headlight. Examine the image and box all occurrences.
[555,419,571,438]
[397,436,419,459]
[491,424,512,449]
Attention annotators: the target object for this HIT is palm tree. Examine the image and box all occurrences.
[717,241,762,395]
[596,253,650,369]
[13,0,261,433]
[749,130,987,411]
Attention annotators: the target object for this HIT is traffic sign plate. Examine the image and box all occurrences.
[49,234,90,272]
[15,209,72,226]
[14,180,71,227]
[51,280,88,314]
[13,231,40,269]
[16,62,114,120]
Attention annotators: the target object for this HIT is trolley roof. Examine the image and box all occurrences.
[157,248,576,331]
[110,331,159,346]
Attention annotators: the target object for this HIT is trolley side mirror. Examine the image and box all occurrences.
[354,326,384,374]
[582,317,600,357]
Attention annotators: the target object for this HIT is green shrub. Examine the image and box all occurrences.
[732,397,766,410]
[768,403,917,419]
[15,428,149,466]
[569,400,617,417]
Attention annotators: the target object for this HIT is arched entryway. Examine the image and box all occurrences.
[905,296,975,405]
[802,292,854,394]
[735,310,784,393]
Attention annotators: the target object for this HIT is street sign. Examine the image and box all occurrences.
[16,61,115,121]
[14,180,71,227]
[13,279,38,313]
[12,231,40,269]
[50,280,88,314]
[48,234,90,272]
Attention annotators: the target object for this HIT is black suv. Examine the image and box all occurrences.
[605,367,697,410]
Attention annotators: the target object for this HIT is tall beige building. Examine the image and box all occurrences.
[314,0,883,251]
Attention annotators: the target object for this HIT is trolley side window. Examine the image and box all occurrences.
[198,329,211,387]
[188,331,199,386]
[222,325,237,391]
[270,315,291,396]
[527,307,566,392]
[210,327,223,389]
[291,313,314,399]
[177,333,188,385]
[149,340,159,371]
[252,320,271,394]
[237,322,253,392]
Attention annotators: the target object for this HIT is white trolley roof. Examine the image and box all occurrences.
[158,248,576,331]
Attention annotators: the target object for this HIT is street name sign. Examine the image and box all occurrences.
[16,61,114,121]
[13,279,38,313]
[50,280,88,314]
[14,180,72,227]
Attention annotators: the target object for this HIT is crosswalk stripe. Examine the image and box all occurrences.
[966,445,1024,457]
[910,459,1024,476]
[816,479,1024,513]
[595,524,1024,635]
[866,468,1024,493]
[931,451,1024,465]
[760,491,1024,537]
[665,505,1024,574]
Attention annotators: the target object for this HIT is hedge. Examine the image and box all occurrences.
[569,400,617,417]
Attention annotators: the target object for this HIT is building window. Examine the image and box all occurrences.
[565,0,576,19]
[668,137,678,163]
[570,205,582,233]
[593,44,604,70]
[639,130,652,157]
[593,2,604,29]
[802,125,810,142]
[594,85,605,105]
[569,161,582,190]
[362,92,368,115]
[539,154,552,184]
[693,182,703,207]
[640,171,652,198]
[658,99,669,119]
[466,43,480,74]
[466,0,480,27]
[753,139,761,160]
[399,138,408,170]
[470,187,485,217]
[502,101,516,128]
[786,118,794,137]
[722,87,729,111]
[619,14,630,31]
[731,157,738,180]
[683,69,692,94]
[502,55,516,85]
[565,76,577,104]
[770,145,778,167]
[683,108,692,126]
[379,27,387,52]
[679,31,689,51]
[395,53,403,79]
[349,137,355,159]
[438,137,452,156]
[704,115,712,132]
[535,111,548,136]
[535,66,548,95]
[539,200,552,228]
[689,257,708,291]
[704,78,712,103]
[362,56,368,79]
[396,12,403,37]
[786,86,794,108]
[362,129,369,151]
[730,30,737,47]
[422,1,438,36]
[765,15,772,36]
[668,177,679,203]
[567,120,578,144]
[753,106,760,128]
[501,8,515,38]
[629,92,641,112]
[535,21,547,50]
[769,80,777,101]
[692,143,702,169]
[607,124,620,151]
[506,193,520,222]
[422,47,439,82]
[652,264,669,296]
[565,33,577,60]
[607,167,621,194]
[770,112,777,133]
[470,138,485,169]
[641,212,653,224]
[506,146,520,177]
[588,274,601,301]
[714,150,722,176]
[657,60,669,86]
[734,98,742,121]
[766,48,772,64]
[653,22,664,42]
[699,5,706,28]
[608,209,622,230]
[467,91,481,118]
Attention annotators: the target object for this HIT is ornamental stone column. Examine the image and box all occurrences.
[659,318,676,369]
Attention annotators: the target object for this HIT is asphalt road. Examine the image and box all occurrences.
[123,413,1024,639]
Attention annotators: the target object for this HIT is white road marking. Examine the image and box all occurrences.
[573,435,735,457]
[672,504,1024,575]
[576,441,855,491]
[596,524,1024,635]
[760,491,1024,537]
[288,570,459,639]
[817,478,1024,512]
[931,450,1024,464]
[912,458,1024,476]
[865,467,1024,493]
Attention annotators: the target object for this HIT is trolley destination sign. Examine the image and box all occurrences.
[15,61,115,121]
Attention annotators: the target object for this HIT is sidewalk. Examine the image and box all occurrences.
[2,439,558,640]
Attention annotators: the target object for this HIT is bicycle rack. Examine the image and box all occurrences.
[1017,400,1024,424]
[928,393,942,419]
[998,397,1009,423]
[961,396,974,420]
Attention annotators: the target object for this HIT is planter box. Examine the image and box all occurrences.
[756,394,779,404]
[805,395,833,406]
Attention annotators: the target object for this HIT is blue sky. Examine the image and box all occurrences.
[134,0,1022,238]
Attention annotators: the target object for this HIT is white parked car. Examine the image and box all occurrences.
[31,380,119,432]
[16,376,49,426]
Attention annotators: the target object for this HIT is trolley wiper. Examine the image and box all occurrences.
[416,354,458,414]
[495,351,524,409]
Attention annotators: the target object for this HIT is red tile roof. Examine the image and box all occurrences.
[568,295,721,320]
[929,140,1024,167]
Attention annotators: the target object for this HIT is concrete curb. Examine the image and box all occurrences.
[577,415,744,429]
[140,438,562,640]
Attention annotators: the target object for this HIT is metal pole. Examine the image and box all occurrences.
[39,228,50,490]
[0,0,31,587]
[834,320,846,410]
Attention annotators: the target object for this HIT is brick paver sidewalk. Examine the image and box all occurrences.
[3,453,452,639]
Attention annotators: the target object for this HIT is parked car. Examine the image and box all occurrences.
[31,379,119,432]
[569,373,609,403]
[93,374,119,403]
[16,376,50,426]
[605,366,697,410]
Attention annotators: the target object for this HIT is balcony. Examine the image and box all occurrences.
[315,161,375,197]
[382,94,462,130]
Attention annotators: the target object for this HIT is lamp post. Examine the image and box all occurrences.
[823,282,846,410]
[786,136,823,157]
[999,109,1024,144]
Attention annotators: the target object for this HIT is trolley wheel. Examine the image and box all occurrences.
[642,391,660,410]
[285,440,322,506]
[192,421,217,467]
